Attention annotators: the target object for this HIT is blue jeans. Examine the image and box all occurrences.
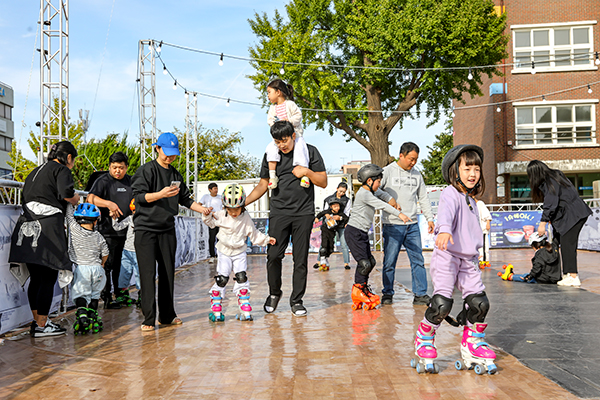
[316,227,350,265]
[511,273,537,283]
[382,223,427,297]
[118,249,141,290]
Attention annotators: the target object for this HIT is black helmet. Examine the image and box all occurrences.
[357,164,384,184]
[328,197,343,207]
[441,145,484,185]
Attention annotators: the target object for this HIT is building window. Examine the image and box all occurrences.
[0,104,11,120]
[514,103,596,147]
[0,136,12,152]
[512,23,596,72]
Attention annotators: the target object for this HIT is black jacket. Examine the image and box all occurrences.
[316,208,349,230]
[529,242,562,284]
[540,178,592,235]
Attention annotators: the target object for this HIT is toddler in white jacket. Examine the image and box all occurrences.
[202,184,276,322]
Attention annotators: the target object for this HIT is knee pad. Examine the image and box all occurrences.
[425,294,454,325]
[461,292,490,324]
[369,255,376,269]
[319,247,329,257]
[234,271,248,283]
[357,259,375,276]
[214,275,229,287]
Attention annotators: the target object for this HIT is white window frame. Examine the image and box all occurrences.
[513,100,598,148]
[511,21,597,74]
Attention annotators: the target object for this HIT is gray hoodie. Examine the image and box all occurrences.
[380,162,434,225]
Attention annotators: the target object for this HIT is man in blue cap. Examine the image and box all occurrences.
[131,132,212,331]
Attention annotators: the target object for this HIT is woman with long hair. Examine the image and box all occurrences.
[526,160,592,287]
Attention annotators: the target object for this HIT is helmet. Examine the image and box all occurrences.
[528,232,547,246]
[328,198,343,207]
[222,184,246,208]
[129,198,135,213]
[441,145,484,185]
[74,203,100,219]
[357,164,384,184]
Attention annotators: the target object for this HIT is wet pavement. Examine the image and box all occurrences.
[0,248,598,399]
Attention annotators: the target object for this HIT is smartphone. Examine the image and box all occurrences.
[170,181,181,188]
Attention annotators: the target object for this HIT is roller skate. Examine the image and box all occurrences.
[497,264,514,281]
[351,283,380,311]
[209,290,225,322]
[73,307,91,335]
[116,289,135,307]
[410,321,439,374]
[318,259,330,271]
[235,289,253,321]
[87,308,103,333]
[300,176,311,188]
[479,260,490,269]
[455,323,497,375]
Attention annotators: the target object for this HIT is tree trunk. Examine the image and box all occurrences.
[368,129,392,168]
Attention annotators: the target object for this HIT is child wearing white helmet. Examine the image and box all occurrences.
[502,233,562,283]
[202,183,276,322]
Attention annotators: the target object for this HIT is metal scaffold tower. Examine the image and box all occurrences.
[185,93,199,194]
[39,0,69,165]
[137,40,157,164]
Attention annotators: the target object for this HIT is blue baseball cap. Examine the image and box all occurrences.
[153,132,180,156]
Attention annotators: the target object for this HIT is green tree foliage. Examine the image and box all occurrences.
[7,141,37,182]
[248,0,507,167]
[421,129,454,185]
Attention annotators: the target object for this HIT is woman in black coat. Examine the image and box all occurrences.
[9,141,80,337]
[527,160,592,287]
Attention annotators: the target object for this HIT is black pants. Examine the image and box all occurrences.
[102,236,126,295]
[554,217,587,274]
[266,214,313,306]
[208,227,219,258]
[27,263,58,316]
[319,227,336,258]
[135,229,178,326]
[344,225,372,285]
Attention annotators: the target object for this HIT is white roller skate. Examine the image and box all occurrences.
[411,321,439,374]
[455,323,497,375]
[209,290,225,322]
[236,289,253,321]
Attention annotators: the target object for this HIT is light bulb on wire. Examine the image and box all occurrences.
[226,98,230,107]
[280,62,285,75]
[219,53,224,66]
[542,95,546,102]
[156,41,162,53]
[184,91,189,99]
[342,78,347,84]
[588,84,593,94]
[467,68,473,80]
[173,81,177,90]
[163,66,168,75]
[496,106,501,113]
[595,52,600,65]
[531,61,536,74]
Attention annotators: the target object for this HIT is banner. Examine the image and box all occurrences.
[579,207,600,251]
[490,211,542,248]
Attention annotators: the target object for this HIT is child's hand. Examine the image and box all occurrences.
[398,213,412,223]
[435,233,454,251]
[268,237,277,245]
[333,215,341,221]
[211,212,218,220]
[314,218,319,224]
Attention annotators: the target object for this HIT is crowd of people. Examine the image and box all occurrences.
[6,79,592,376]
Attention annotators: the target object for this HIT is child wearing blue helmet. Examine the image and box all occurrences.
[67,203,109,334]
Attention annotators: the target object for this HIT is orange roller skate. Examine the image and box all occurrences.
[497,264,514,281]
[351,283,380,310]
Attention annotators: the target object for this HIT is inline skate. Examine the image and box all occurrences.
[73,307,91,335]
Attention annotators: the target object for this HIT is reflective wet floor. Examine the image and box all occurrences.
[1,249,598,399]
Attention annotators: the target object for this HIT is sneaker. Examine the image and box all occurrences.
[381,294,393,305]
[413,294,431,306]
[291,303,307,317]
[557,275,581,287]
[263,294,281,313]
[30,320,38,336]
[313,263,320,269]
[344,264,350,270]
[268,177,279,190]
[32,320,67,337]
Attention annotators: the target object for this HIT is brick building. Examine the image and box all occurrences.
[453,0,600,204]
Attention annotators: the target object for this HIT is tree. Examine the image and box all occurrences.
[421,127,454,185]
[7,141,37,182]
[248,0,507,167]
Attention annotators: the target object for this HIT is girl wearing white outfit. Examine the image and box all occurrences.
[265,79,310,189]
[476,200,492,261]
[202,184,276,321]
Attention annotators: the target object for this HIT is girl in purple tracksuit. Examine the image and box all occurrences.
[411,145,497,375]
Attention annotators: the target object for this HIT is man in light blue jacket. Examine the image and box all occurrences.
[380,142,435,305]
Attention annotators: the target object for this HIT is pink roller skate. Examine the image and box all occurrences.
[236,289,253,321]
[209,290,225,322]
[455,323,497,374]
[411,321,439,374]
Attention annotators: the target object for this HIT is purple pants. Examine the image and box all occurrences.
[430,249,485,299]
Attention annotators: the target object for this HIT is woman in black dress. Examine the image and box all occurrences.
[9,141,80,337]
[527,160,592,287]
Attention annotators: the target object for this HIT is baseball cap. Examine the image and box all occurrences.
[153,132,180,156]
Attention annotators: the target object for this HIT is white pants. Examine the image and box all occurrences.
[478,233,490,261]
[209,250,250,297]
[71,264,106,304]
[265,135,309,167]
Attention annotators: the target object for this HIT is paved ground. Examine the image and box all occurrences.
[0,248,598,399]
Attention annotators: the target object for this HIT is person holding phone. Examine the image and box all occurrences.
[131,132,212,331]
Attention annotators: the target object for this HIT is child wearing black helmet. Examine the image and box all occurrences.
[344,164,409,310]
[500,233,561,283]
[67,203,109,334]
[314,198,349,271]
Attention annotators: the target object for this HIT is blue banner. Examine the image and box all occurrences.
[489,211,542,248]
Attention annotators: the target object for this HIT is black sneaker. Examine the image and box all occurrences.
[381,294,393,305]
[263,294,281,313]
[312,263,320,269]
[344,264,351,270]
[291,303,307,317]
[413,295,431,306]
[30,320,38,336]
[32,320,67,337]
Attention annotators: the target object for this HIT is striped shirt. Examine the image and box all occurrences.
[275,103,287,121]
[66,205,109,267]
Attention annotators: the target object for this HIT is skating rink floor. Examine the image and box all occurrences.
[1,248,599,399]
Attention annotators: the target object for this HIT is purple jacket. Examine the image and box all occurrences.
[435,186,482,261]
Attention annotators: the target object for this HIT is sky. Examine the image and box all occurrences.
[0,1,447,172]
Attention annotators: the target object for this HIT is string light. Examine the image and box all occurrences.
[496,106,501,113]
[342,77,347,84]
[467,68,473,80]
[173,80,177,90]
[219,53,224,66]
[184,91,189,99]
[163,65,168,75]
[596,52,600,65]
[280,62,285,75]
[156,41,162,53]
[542,95,546,101]
[226,98,230,107]
[588,84,593,94]
[531,61,536,74]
